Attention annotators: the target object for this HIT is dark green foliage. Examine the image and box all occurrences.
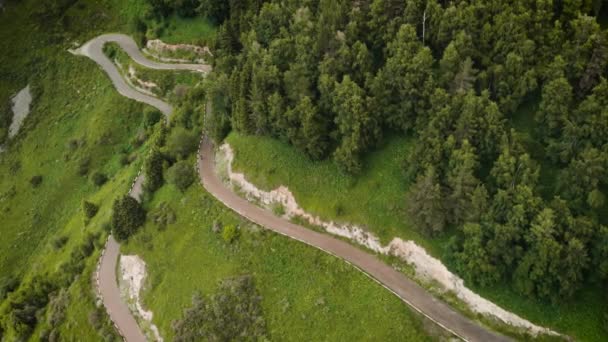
[405,167,445,236]
[167,160,196,192]
[111,196,146,241]
[0,276,20,302]
[0,100,10,145]
[143,146,165,194]
[51,235,68,250]
[0,276,57,340]
[13,0,602,320]
[77,156,91,176]
[172,275,267,341]
[82,200,99,220]
[30,175,43,188]
[167,127,198,159]
[143,108,163,128]
[90,171,108,187]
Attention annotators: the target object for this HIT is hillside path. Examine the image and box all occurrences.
[76,33,206,342]
[79,33,509,342]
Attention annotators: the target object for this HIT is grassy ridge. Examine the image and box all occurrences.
[122,182,437,341]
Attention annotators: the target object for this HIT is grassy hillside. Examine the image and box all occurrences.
[226,132,607,341]
[122,182,438,341]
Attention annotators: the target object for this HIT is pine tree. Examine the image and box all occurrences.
[143,146,164,194]
[406,167,446,236]
[446,139,480,226]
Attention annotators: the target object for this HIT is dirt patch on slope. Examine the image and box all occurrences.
[119,255,163,341]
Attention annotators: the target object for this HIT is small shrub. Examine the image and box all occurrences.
[10,160,21,175]
[167,127,198,159]
[91,171,108,186]
[78,156,91,176]
[222,225,239,243]
[131,130,148,147]
[30,175,43,187]
[167,160,196,192]
[149,202,176,229]
[143,146,164,194]
[333,203,345,216]
[143,108,162,128]
[0,275,20,301]
[172,275,267,341]
[47,289,69,327]
[272,202,285,216]
[82,200,99,220]
[51,235,68,250]
[119,153,131,166]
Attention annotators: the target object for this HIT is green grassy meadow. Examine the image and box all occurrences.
[122,183,438,341]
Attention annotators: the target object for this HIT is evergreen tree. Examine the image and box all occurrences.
[143,146,164,194]
[446,139,480,226]
[333,76,380,174]
[406,167,446,236]
[111,196,146,241]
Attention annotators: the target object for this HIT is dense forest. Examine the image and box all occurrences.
[143,0,608,307]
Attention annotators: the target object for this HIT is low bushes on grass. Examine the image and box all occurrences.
[167,160,195,192]
[149,202,176,229]
[172,275,266,342]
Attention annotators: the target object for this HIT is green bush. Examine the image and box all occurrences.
[144,108,163,128]
[90,171,108,187]
[167,127,198,159]
[111,196,146,241]
[51,235,68,250]
[77,156,91,176]
[149,202,176,229]
[0,275,20,301]
[30,175,43,187]
[167,160,196,192]
[143,146,165,194]
[222,224,239,243]
[172,275,267,341]
[82,200,99,221]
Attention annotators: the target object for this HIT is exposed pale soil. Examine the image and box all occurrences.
[217,143,559,337]
[119,255,163,342]
[143,39,212,64]
[9,84,32,138]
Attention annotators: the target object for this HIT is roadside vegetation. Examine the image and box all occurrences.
[121,182,438,341]
[200,0,608,340]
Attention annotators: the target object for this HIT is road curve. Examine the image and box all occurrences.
[78,33,509,342]
[76,33,208,342]
[197,137,509,342]
[74,33,209,116]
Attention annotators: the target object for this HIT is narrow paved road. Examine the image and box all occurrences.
[197,137,509,342]
[76,33,207,342]
[79,33,509,342]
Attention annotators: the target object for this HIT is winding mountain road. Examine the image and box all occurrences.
[78,33,509,342]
